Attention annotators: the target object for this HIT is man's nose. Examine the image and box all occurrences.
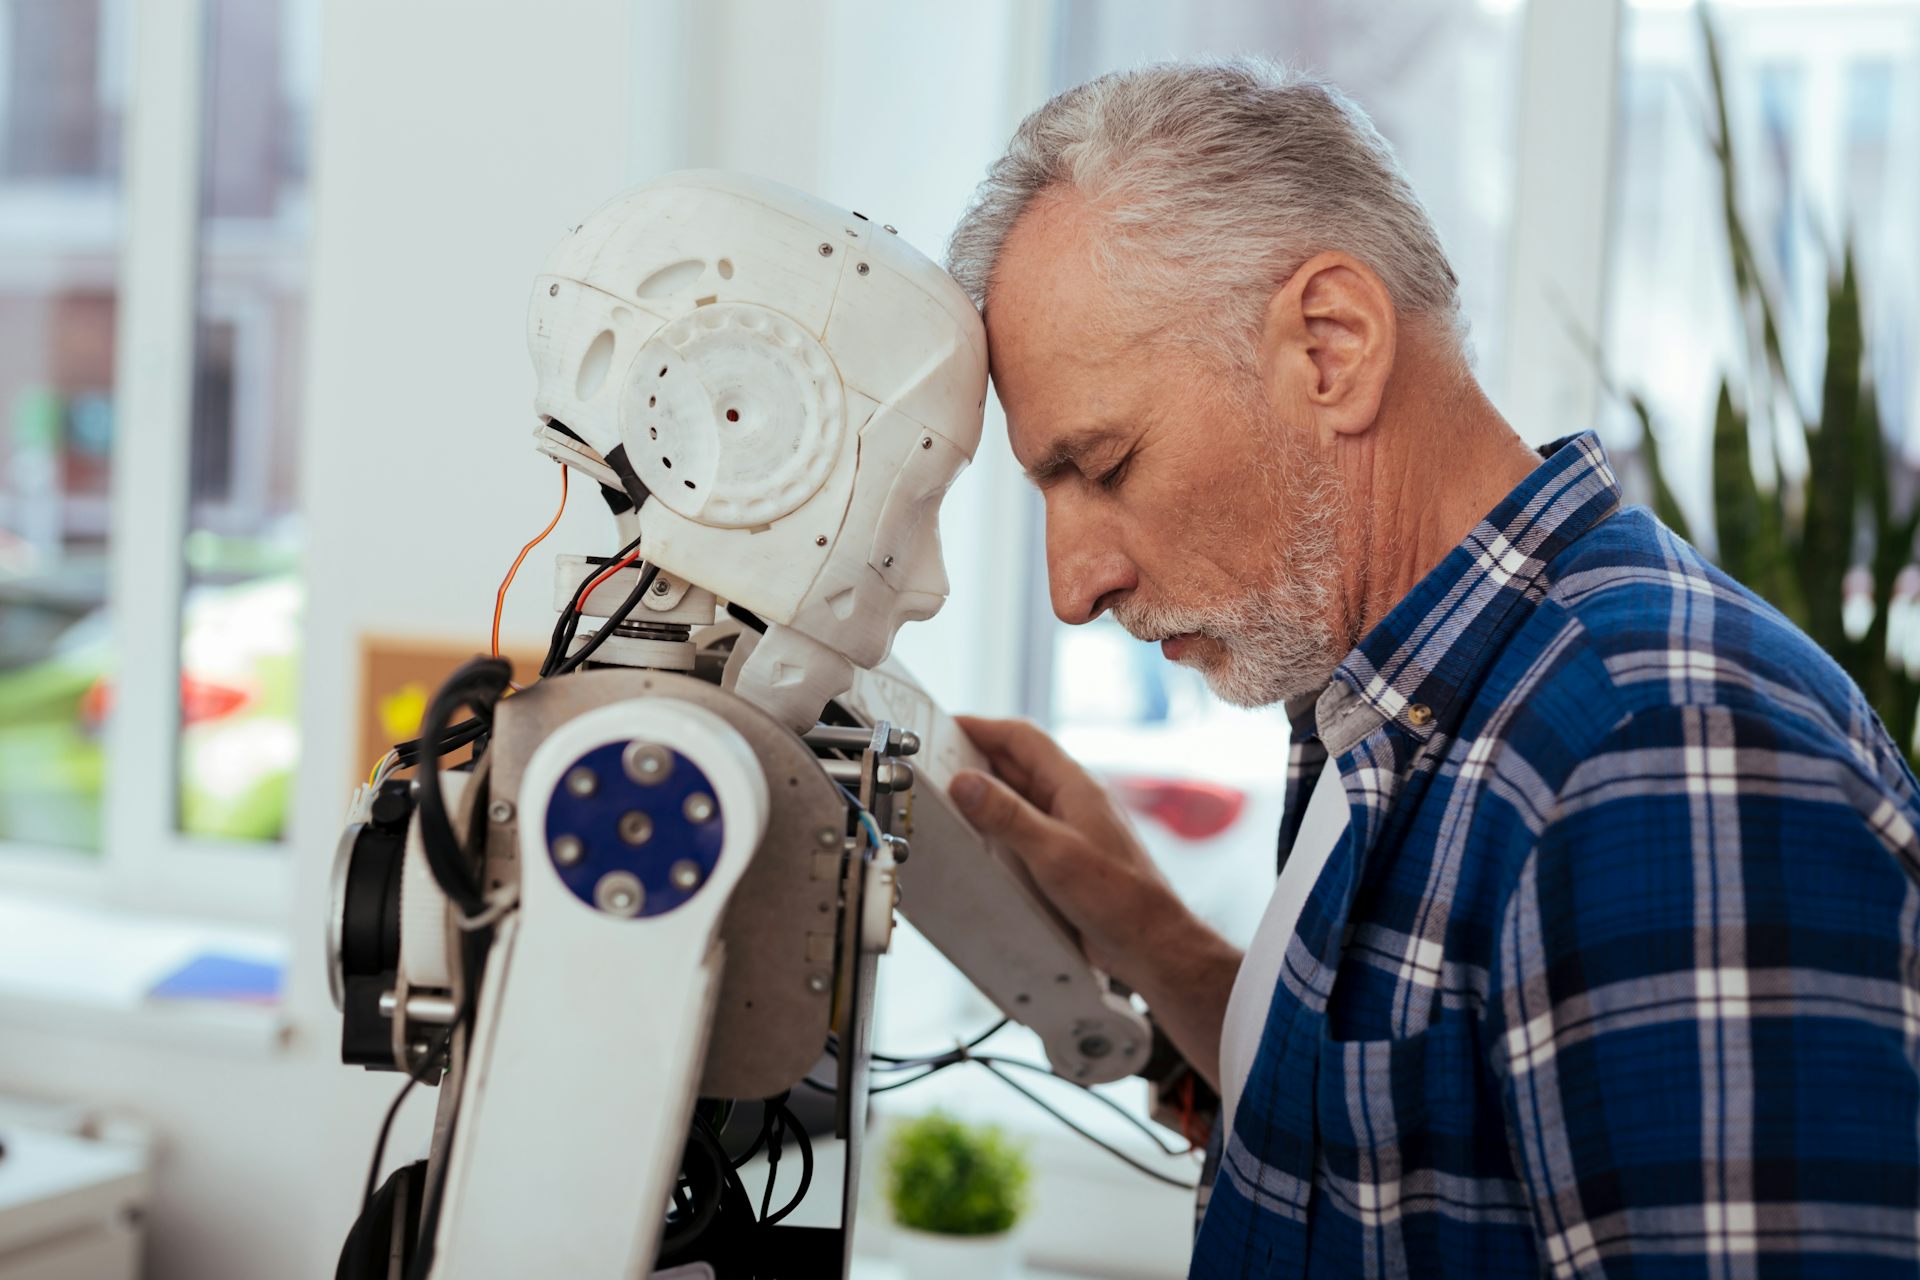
[1044,502,1132,625]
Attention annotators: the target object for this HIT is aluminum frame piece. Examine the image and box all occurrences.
[482,668,848,1100]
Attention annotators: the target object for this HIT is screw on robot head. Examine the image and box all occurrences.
[921,437,932,449]
[817,242,833,257]
[548,283,559,296]
[856,262,870,276]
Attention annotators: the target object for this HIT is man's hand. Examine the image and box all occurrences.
[948,714,1242,1090]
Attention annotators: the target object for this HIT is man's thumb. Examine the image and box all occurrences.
[949,769,1051,849]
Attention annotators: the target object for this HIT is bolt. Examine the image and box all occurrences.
[1078,1034,1113,1059]
[856,262,870,276]
[817,242,834,257]
[806,971,830,993]
[595,871,644,917]
[488,799,515,824]
[883,835,910,864]
[882,555,894,568]
[669,859,702,890]
[815,535,827,547]
[651,577,671,596]
[623,742,672,785]
[548,282,559,296]
[920,437,932,450]
[817,828,839,848]
[897,730,921,756]
[618,811,653,845]
[552,835,585,867]
[684,792,715,823]
[564,766,597,798]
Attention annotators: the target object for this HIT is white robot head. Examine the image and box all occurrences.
[526,172,987,728]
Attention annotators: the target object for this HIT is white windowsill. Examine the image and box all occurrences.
[0,891,290,1058]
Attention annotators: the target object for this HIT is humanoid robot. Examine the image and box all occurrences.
[327,173,1157,1279]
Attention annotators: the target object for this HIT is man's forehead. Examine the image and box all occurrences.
[984,193,1140,461]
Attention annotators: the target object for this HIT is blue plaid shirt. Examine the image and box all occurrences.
[1191,432,1920,1278]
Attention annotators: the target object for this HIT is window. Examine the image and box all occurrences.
[1601,0,1920,532]
[0,0,317,913]
[0,0,127,853]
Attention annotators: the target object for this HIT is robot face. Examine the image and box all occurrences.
[526,172,987,723]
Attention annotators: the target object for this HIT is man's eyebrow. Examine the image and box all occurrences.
[1022,429,1116,486]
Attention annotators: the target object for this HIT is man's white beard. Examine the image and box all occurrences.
[1111,427,1349,709]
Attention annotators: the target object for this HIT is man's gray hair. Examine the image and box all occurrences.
[948,58,1463,365]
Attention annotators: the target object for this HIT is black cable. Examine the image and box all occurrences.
[405,928,494,1280]
[541,535,642,677]
[975,1055,1189,1158]
[416,658,511,916]
[804,1039,1197,1189]
[554,562,660,674]
[360,1023,454,1210]
[866,1019,1010,1067]
[729,1100,776,1170]
[388,712,488,771]
[800,1063,951,1095]
[975,1061,1197,1190]
[760,1100,813,1227]
[758,1107,784,1221]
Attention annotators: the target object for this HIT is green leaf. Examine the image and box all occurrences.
[1629,392,1696,543]
[1800,249,1863,656]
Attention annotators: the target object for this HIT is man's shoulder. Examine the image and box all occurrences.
[1479,505,1904,804]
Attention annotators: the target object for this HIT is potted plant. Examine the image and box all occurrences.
[885,1111,1032,1280]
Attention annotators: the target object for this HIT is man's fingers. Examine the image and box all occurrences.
[949,768,1066,861]
[953,715,1078,810]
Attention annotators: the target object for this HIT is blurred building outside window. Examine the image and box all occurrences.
[0,0,127,852]
[0,0,316,869]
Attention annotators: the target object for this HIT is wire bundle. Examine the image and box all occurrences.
[809,1021,1199,1191]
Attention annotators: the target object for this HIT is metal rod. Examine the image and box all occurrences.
[379,990,458,1025]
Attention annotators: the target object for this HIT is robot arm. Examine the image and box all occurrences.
[328,173,1158,1280]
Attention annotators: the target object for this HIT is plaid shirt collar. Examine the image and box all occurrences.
[1314,431,1624,757]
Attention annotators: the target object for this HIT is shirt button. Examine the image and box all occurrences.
[1407,703,1434,727]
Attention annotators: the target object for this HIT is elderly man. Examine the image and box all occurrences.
[943,60,1920,1279]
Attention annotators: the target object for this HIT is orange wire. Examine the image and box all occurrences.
[493,465,570,658]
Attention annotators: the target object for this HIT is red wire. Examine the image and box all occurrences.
[577,547,643,614]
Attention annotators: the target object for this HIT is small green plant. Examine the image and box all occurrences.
[885,1111,1032,1237]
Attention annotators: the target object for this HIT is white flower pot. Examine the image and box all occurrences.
[891,1224,1021,1280]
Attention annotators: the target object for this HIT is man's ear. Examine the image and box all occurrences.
[1257,251,1396,440]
